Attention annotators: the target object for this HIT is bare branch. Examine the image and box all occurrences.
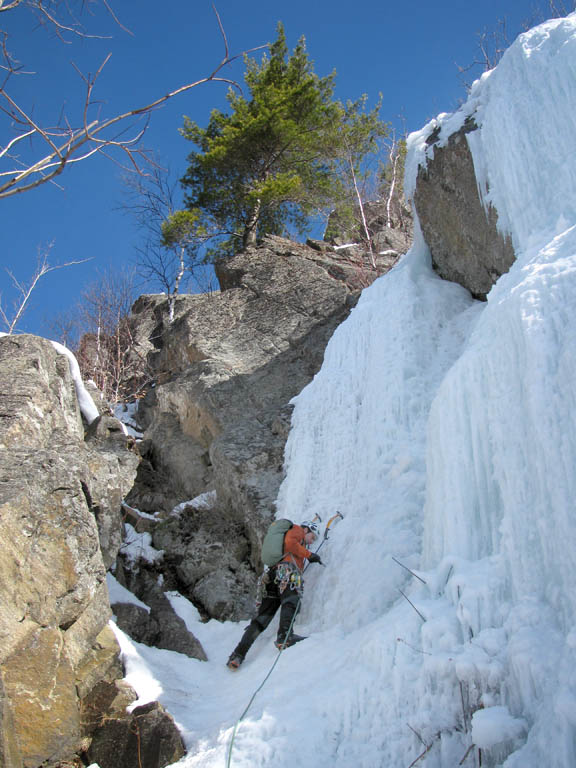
[69,266,152,403]
[346,147,375,267]
[398,589,427,622]
[212,3,229,63]
[100,0,132,36]
[2,0,117,41]
[0,3,266,199]
[0,126,34,157]
[392,556,427,584]
[407,741,435,768]
[0,1,26,13]
[2,88,64,157]
[35,3,91,37]
[458,744,476,765]
[0,247,91,334]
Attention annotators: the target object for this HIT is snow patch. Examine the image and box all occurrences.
[50,340,99,424]
[120,523,163,565]
[107,573,150,612]
[471,706,526,748]
[171,490,217,515]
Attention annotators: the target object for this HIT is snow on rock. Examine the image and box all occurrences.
[120,523,164,565]
[171,490,217,516]
[50,340,100,424]
[107,573,151,613]
[114,401,143,438]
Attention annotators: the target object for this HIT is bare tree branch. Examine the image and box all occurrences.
[122,164,218,315]
[0,245,91,334]
[0,1,26,14]
[346,147,375,267]
[0,2,266,199]
[72,266,149,403]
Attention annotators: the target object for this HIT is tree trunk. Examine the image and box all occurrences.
[347,153,376,268]
[242,198,261,250]
[386,140,399,230]
[168,245,187,324]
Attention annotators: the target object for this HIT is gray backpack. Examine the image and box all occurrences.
[261,519,293,566]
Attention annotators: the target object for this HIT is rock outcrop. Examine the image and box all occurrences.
[87,700,186,768]
[413,117,516,299]
[0,334,139,767]
[125,236,399,620]
[130,237,366,520]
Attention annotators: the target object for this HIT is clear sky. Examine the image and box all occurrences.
[0,0,553,338]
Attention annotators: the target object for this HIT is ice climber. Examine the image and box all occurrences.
[227,520,323,670]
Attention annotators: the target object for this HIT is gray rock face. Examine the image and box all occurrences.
[126,236,375,619]
[0,334,139,767]
[131,238,360,521]
[153,504,254,620]
[413,118,516,300]
[112,603,155,644]
[113,497,256,623]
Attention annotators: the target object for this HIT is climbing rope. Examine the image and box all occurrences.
[225,512,343,767]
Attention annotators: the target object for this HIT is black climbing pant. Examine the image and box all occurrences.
[232,568,301,659]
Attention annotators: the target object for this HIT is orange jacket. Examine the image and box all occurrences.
[281,525,313,571]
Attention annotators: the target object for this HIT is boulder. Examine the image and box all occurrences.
[80,678,138,737]
[112,597,207,660]
[111,603,154,645]
[0,334,139,767]
[114,493,255,622]
[151,503,253,621]
[413,117,516,299]
[87,700,186,768]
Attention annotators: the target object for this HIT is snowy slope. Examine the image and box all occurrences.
[116,13,576,768]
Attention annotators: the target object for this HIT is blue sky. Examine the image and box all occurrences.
[0,0,549,338]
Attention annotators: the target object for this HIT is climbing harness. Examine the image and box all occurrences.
[275,561,303,593]
[225,510,344,768]
[255,560,303,606]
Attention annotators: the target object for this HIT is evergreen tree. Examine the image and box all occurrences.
[179,23,388,258]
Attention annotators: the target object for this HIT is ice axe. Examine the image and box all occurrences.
[322,511,344,541]
[308,511,344,565]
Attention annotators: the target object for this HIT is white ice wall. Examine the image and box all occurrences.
[421,14,576,634]
[279,12,576,766]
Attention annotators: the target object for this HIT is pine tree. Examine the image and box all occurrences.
[179,23,388,259]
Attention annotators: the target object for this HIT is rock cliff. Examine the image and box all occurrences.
[124,236,389,621]
[0,334,139,767]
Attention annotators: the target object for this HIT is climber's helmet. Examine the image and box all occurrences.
[301,520,320,542]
